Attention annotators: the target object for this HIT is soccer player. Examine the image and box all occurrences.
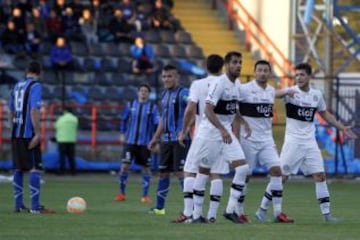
[174,54,229,223]
[275,62,357,222]
[114,83,160,203]
[189,51,251,223]
[148,64,189,215]
[8,61,55,214]
[237,60,294,223]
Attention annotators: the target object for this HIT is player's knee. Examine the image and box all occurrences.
[313,172,326,182]
[269,166,282,176]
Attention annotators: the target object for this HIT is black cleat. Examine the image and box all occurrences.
[223,211,242,224]
[14,206,30,213]
[192,216,208,224]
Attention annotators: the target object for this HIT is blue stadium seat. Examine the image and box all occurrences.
[101,57,117,72]
[160,31,176,44]
[154,45,172,59]
[117,58,133,73]
[118,43,131,57]
[170,45,187,59]
[186,45,204,59]
[175,31,193,44]
[43,70,57,84]
[144,31,161,44]
[88,43,103,57]
[70,41,88,56]
[83,57,97,71]
[101,42,121,57]
[42,84,53,99]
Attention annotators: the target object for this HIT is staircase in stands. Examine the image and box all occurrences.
[173,0,254,77]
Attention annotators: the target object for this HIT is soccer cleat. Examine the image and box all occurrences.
[114,193,126,201]
[148,208,165,215]
[255,208,267,222]
[274,212,294,223]
[208,217,216,223]
[324,214,340,223]
[30,206,56,214]
[192,216,208,224]
[239,214,250,223]
[140,196,152,203]
[223,211,242,224]
[14,206,30,213]
[172,212,192,223]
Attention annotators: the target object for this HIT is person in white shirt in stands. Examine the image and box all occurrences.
[188,51,251,224]
[274,62,357,223]
[237,60,294,223]
[174,54,230,223]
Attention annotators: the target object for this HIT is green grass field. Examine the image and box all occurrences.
[0,174,359,240]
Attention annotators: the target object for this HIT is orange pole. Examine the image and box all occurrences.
[0,104,3,150]
[91,106,97,152]
[40,103,46,152]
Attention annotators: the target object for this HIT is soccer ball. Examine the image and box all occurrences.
[66,197,87,214]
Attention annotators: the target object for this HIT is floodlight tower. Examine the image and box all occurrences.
[290,0,360,107]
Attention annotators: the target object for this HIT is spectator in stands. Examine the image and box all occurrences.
[50,36,73,70]
[150,0,178,31]
[68,0,84,20]
[16,0,33,16]
[31,7,47,38]
[54,0,67,17]
[46,9,63,42]
[38,0,51,20]
[11,7,26,37]
[55,107,79,175]
[119,0,136,23]
[108,8,134,44]
[130,36,154,74]
[50,36,73,105]
[62,7,83,42]
[79,9,98,48]
[1,20,24,54]
[134,3,151,32]
[24,21,42,59]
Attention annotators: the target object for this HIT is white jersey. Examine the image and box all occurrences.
[197,74,240,140]
[284,85,326,141]
[188,76,218,135]
[238,80,275,142]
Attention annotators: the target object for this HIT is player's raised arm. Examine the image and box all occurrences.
[319,111,357,139]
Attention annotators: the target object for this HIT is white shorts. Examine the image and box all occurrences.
[184,139,229,174]
[240,137,280,173]
[187,133,245,170]
[280,139,324,176]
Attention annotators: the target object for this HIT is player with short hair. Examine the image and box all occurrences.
[114,83,160,203]
[148,64,189,215]
[9,61,55,214]
[174,54,229,223]
[237,60,294,223]
[274,62,357,223]
[189,51,251,223]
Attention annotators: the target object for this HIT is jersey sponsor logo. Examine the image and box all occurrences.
[286,103,317,122]
[239,102,273,118]
[214,99,237,115]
